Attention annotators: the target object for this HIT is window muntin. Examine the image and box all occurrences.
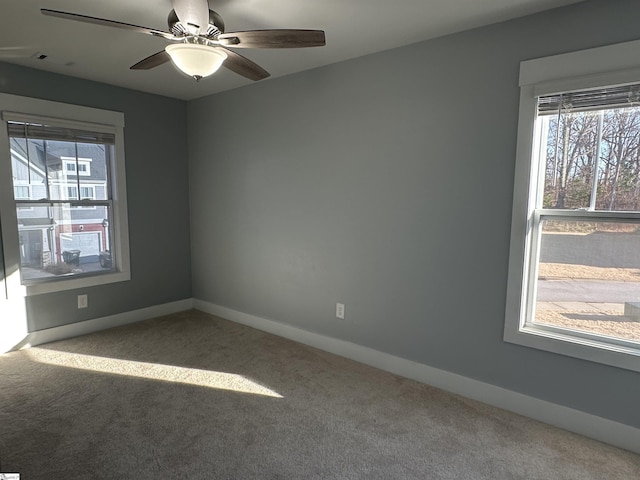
[8,121,116,284]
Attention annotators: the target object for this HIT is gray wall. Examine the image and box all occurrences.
[188,0,640,428]
[0,62,192,331]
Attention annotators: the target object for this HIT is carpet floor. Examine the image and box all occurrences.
[0,309,639,479]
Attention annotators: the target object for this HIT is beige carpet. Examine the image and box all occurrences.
[0,309,638,479]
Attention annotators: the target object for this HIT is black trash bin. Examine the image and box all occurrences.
[62,250,81,266]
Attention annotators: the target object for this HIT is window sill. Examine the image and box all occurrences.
[504,323,640,373]
[25,270,131,296]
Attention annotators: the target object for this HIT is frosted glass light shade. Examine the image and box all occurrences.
[165,44,227,79]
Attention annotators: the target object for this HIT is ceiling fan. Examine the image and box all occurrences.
[41,0,326,82]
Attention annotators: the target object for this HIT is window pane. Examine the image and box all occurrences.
[85,143,110,200]
[534,218,640,343]
[17,203,114,282]
[8,122,116,284]
[541,106,640,212]
[542,111,598,210]
[9,132,111,203]
[46,141,82,200]
[10,137,47,201]
[596,108,640,211]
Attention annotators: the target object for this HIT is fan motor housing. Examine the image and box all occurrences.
[168,9,225,38]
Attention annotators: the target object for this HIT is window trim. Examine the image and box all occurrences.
[505,39,640,372]
[0,94,130,296]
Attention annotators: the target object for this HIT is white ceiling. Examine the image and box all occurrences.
[0,0,583,100]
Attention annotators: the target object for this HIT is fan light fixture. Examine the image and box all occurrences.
[41,6,326,83]
[165,43,227,81]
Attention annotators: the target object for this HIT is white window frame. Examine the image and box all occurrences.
[0,94,131,296]
[505,39,640,372]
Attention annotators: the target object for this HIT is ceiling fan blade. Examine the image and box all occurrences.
[218,30,326,49]
[172,0,209,35]
[41,9,175,40]
[221,48,270,81]
[130,51,171,70]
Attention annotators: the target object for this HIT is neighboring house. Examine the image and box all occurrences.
[10,137,110,274]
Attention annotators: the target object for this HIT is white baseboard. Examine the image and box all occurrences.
[22,298,194,348]
[193,299,640,455]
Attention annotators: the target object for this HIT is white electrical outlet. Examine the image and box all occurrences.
[77,294,88,309]
[336,302,345,319]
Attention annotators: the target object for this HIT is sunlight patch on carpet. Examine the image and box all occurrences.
[26,348,283,398]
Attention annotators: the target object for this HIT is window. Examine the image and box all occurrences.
[63,185,96,210]
[0,94,130,296]
[14,185,34,212]
[64,186,95,200]
[80,186,94,199]
[13,185,30,199]
[63,157,91,176]
[505,40,640,371]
